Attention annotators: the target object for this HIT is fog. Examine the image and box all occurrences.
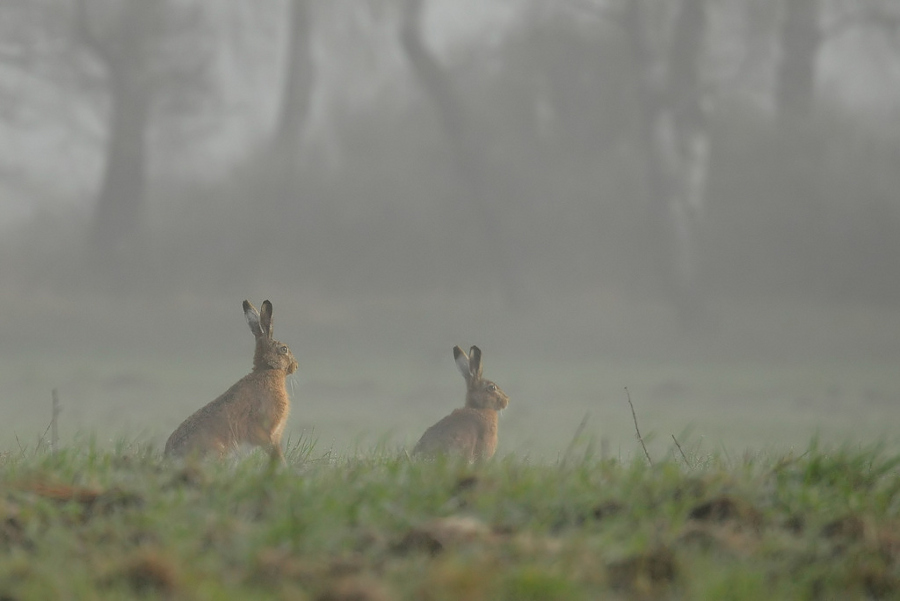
[2,0,900,460]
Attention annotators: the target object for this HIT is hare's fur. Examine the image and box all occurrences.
[412,346,509,462]
[164,300,298,462]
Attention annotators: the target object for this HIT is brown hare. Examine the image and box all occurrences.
[412,345,509,462]
[164,300,298,463]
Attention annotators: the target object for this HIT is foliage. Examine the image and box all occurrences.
[2,439,900,599]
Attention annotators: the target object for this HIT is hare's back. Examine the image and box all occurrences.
[412,410,483,458]
[164,416,216,457]
[163,381,248,457]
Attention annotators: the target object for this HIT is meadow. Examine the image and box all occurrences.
[5,290,900,461]
[2,436,900,600]
[2,304,900,599]
[3,269,900,600]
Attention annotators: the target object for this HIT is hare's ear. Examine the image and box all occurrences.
[259,300,274,339]
[453,346,471,381]
[244,300,264,338]
[468,346,483,380]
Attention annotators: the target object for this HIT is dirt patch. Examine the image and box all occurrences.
[689,495,763,530]
[316,576,393,601]
[607,546,678,597]
[394,516,494,556]
[101,549,181,596]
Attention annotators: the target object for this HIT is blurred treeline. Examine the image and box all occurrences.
[2,0,900,315]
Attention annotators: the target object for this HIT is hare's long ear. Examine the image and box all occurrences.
[468,346,483,380]
[453,346,471,382]
[244,300,264,338]
[259,300,274,340]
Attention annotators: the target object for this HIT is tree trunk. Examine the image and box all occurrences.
[400,0,518,301]
[273,0,313,172]
[82,0,158,263]
[90,60,150,259]
[625,0,711,325]
[776,0,820,119]
[400,0,471,179]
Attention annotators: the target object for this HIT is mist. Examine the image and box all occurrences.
[2,0,900,460]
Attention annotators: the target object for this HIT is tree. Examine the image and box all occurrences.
[75,0,167,260]
[621,0,712,325]
[776,0,821,119]
[775,0,900,120]
[399,0,518,301]
[272,0,314,179]
[74,0,214,265]
[1,2,214,264]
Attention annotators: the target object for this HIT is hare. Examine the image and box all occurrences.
[164,300,298,463]
[412,345,509,462]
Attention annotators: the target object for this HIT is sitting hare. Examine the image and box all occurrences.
[164,300,298,463]
[412,345,509,461]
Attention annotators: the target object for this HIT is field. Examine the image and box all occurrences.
[4,292,900,461]
[2,291,900,599]
[2,439,900,600]
[4,0,900,594]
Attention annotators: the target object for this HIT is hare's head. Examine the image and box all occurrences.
[455,345,509,411]
[244,300,298,374]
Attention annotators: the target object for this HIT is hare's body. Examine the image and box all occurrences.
[164,300,297,462]
[412,346,509,462]
[413,407,499,462]
[164,370,291,459]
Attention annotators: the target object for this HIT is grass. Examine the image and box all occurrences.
[2,437,900,600]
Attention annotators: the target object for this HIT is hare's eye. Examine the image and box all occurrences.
[487,384,497,392]
[279,345,288,354]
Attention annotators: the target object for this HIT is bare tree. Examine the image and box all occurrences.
[273,0,314,176]
[621,0,711,324]
[69,0,213,269]
[776,0,821,119]
[400,0,471,177]
[74,0,163,259]
[776,0,900,120]
[399,0,518,300]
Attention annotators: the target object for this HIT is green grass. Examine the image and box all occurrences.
[2,439,900,600]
